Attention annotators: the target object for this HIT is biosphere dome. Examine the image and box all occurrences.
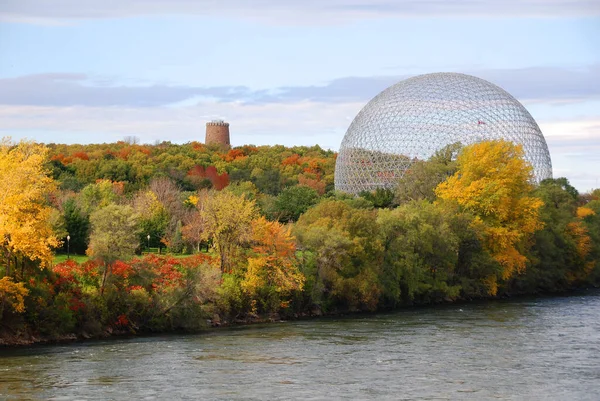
[334,72,552,194]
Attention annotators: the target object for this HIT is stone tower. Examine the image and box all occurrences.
[205,120,231,148]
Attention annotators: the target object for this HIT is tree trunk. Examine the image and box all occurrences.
[100,262,109,295]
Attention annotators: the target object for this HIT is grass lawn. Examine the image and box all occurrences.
[53,254,89,264]
[53,249,216,264]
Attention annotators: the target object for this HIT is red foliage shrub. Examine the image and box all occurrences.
[112,260,133,278]
[115,314,129,327]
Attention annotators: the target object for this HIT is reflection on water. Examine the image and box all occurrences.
[1,290,599,400]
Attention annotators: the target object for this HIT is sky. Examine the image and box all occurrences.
[0,0,599,192]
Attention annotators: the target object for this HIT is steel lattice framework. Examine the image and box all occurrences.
[335,72,553,194]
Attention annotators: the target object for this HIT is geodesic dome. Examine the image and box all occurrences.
[334,72,552,194]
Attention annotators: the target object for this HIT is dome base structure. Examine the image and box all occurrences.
[334,72,552,194]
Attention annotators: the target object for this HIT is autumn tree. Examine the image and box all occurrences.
[87,204,140,293]
[200,191,257,272]
[0,276,29,315]
[0,138,60,275]
[241,217,305,312]
[435,140,543,291]
[181,191,210,253]
[149,177,187,249]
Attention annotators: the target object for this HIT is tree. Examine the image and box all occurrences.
[273,185,319,222]
[149,177,187,250]
[62,198,90,254]
[359,187,396,208]
[182,191,209,253]
[0,277,29,315]
[200,191,257,272]
[395,142,461,204]
[377,201,462,305]
[132,190,169,250]
[293,200,383,311]
[252,169,282,195]
[435,140,544,287]
[241,217,305,312]
[0,138,60,275]
[540,177,579,200]
[87,204,140,293]
[79,179,118,214]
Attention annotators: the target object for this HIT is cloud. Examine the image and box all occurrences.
[1,65,599,108]
[263,65,600,105]
[0,101,362,149]
[476,65,600,104]
[1,0,599,24]
[539,119,600,161]
[0,74,259,107]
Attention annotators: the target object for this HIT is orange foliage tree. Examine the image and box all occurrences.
[241,217,304,311]
[187,165,230,190]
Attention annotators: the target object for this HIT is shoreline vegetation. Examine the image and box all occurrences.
[1,138,599,347]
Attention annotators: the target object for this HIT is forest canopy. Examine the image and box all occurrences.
[1,137,599,343]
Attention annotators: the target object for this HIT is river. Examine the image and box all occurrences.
[1,290,599,400]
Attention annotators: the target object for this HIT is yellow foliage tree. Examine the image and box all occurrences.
[566,206,596,282]
[435,140,544,282]
[242,217,304,303]
[0,276,29,314]
[0,138,60,275]
[200,190,257,272]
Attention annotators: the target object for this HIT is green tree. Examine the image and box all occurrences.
[273,185,320,222]
[377,201,461,305]
[293,200,383,311]
[523,179,581,292]
[87,204,140,293]
[252,169,282,195]
[132,190,169,250]
[358,188,396,208]
[62,198,90,254]
[395,142,460,204]
[79,179,118,214]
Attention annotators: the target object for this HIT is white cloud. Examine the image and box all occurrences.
[1,0,598,25]
[538,119,600,191]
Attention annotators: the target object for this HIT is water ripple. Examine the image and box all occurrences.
[1,290,599,400]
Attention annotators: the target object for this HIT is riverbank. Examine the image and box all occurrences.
[2,290,599,400]
[3,286,598,348]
